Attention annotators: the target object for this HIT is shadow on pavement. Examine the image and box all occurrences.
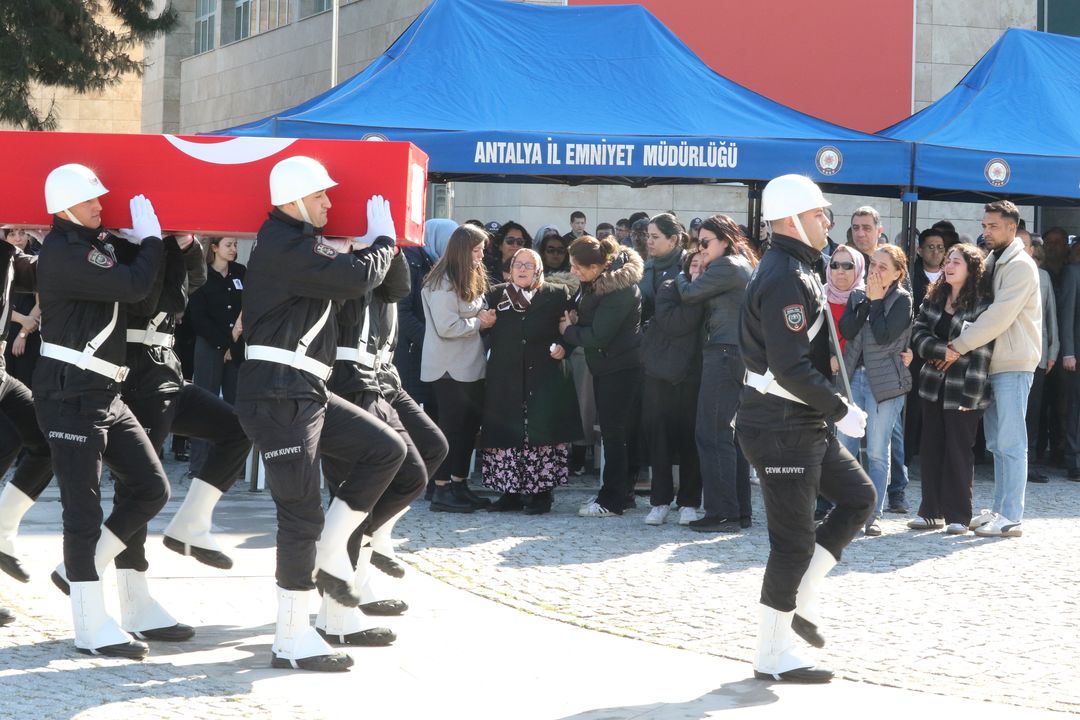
[557,679,778,719]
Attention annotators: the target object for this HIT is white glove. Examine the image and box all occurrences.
[129,194,161,243]
[357,195,396,245]
[835,401,867,439]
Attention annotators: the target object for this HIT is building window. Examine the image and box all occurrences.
[313,0,332,12]
[233,0,252,40]
[194,0,216,54]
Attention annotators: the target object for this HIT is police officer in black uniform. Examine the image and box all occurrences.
[319,246,449,642]
[237,156,407,672]
[35,164,168,659]
[115,230,253,587]
[0,234,53,587]
[737,174,875,683]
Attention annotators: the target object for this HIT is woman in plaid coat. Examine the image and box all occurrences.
[910,244,994,534]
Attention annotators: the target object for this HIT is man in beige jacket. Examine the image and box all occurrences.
[945,200,1041,537]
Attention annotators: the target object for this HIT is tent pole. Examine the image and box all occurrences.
[747,183,762,245]
[901,187,919,274]
[330,0,340,88]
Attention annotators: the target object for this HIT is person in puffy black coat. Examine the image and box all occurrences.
[640,250,705,526]
[479,248,582,515]
[560,236,644,517]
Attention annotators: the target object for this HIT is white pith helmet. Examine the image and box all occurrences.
[44,164,108,214]
[761,174,830,222]
[269,156,337,206]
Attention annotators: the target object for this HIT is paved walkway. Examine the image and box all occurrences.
[0,458,1076,719]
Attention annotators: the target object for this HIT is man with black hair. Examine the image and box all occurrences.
[563,211,586,244]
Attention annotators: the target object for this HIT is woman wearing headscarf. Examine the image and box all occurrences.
[395,219,456,417]
[479,248,581,514]
[484,222,532,286]
[825,246,865,356]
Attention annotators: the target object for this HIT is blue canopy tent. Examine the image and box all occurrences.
[216,0,908,200]
[881,28,1080,206]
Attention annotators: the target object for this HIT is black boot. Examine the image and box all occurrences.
[429,483,475,513]
[522,490,552,516]
[450,480,491,510]
[490,492,525,512]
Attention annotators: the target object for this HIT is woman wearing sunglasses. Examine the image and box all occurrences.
[535,228,571,274]
[479,248,581,514]
[485,222,532,285]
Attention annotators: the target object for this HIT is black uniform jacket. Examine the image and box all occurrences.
[0,240,39,379]
[119,236,207,399]
[478,282,583,449]
[236,209,394,403]
[187,259,245,356]
[34,217,163,400]
[327,249,409,397]
[738,233,847,430]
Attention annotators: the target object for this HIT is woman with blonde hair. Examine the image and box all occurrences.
[480,248,582,514]
[422,224,496,513]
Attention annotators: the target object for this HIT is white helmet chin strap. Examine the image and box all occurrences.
[790,214,811,246]
[62,210,84,227]
[294,199,313,225]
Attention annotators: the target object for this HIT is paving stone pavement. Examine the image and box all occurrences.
[395,462,1080,715]
[2,455,1078,718]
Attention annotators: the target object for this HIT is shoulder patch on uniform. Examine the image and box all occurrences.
[783,304,806,332]
[313,242,338,259]
[87,248,115,269]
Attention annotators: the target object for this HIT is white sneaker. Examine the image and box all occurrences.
[644,505,670,525]
[579,495,597,508]
[578,501,616,518]
[968,508,996,531]
[945,523,968,535]
[678,507,699,525]
[974,514,1022,538]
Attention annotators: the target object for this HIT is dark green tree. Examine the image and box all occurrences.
[0,1,177,129]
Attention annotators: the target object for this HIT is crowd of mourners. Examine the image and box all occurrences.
[2,198,1068,540]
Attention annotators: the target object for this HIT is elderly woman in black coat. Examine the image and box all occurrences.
[479,248,583,514]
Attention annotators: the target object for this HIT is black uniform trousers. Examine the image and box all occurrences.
[35,392,170,582]
[236,393,407,591]
[0,373,53,499]
[1059,368,1080,473]
[738,424,874,612]
[324,388,448,566]
[918,396,983,525]
[114,382,252,570]
[642,374,701,509]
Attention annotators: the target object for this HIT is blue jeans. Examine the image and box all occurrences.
[838,368,905,517]
[887,410,909,502]
[984,371,1034,522]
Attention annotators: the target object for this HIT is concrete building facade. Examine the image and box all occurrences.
[140,0,1073,239]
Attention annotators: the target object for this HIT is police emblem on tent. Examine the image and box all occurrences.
[783,304,806,332]
[984,158,1010,187]
[815,146,843,176]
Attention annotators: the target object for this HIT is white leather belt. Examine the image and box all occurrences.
[746,369,808,405]
[126,329,175,347]
[126,311,173,347]
[246,302,334,381]
[335,345,392,369]
[40,301,129,382]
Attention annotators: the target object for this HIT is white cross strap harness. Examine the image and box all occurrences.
[246,301,334,380]
[125,311,174,348]
[41,301,130,382]
[335,303,397,369]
